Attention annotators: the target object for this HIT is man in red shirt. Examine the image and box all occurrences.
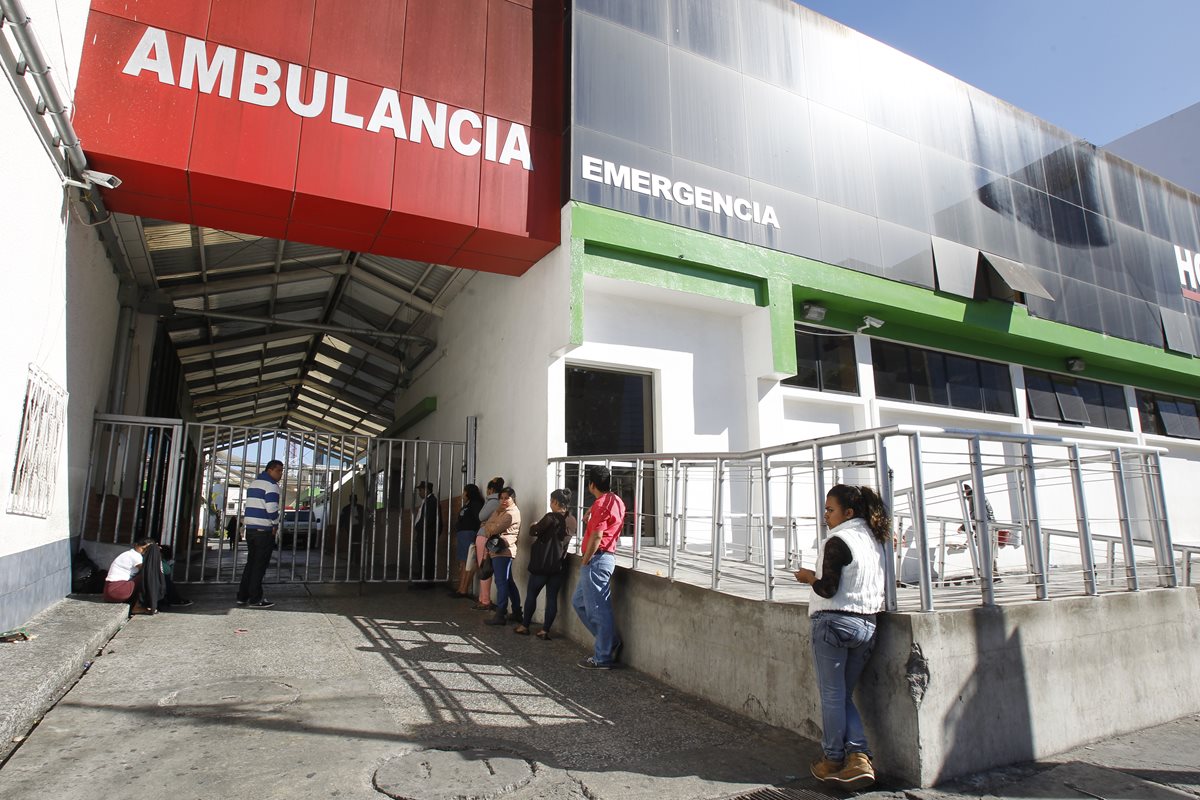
[572,465,626,669]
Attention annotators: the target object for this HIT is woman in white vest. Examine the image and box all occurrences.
[793,484,890,791]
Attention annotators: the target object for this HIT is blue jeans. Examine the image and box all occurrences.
[491,556,521,614]
[572,552,618,663]
[810,611,877,762]
[523,570,566,630]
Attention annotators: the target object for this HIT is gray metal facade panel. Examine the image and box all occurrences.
[568,0,1200,354]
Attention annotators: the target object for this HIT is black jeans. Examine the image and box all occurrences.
[238,530,275,603]
[523,570,566,629]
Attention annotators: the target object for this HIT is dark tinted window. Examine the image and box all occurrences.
[1026,369,1130,430]
[1150,395,1200,439]
[870,340,1014,414]
[783,326,858,395]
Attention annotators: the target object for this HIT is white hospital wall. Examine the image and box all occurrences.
[0,0,122,628]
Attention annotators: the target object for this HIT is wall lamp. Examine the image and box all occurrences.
[1066,357,1086,373]
[801,302,827,322]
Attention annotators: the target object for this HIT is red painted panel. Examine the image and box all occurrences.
[448,248,533,276]
[476,126,560,245]
[74,2,564,279]
[370,234,460,265]
[400,0,487,110]
[382,94,481,246]
[292,75,394,232]
[310,0,406,88]
[100,187,192,223]
[191,203,289,240]
[88,0,211,38]
[207,0,315,65]
[73,13,195,200]
[187,73,302,217]
[484,0,532,127]
[286,220,377,253]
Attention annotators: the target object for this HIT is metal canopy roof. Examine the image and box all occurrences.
[112,214,473,435]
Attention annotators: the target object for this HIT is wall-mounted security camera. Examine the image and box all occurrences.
[856,315,885,334]
[81,169,122,189]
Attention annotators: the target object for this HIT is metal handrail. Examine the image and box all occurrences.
[550,425,1180,612]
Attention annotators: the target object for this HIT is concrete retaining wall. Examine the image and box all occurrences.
[555,563,1200,786]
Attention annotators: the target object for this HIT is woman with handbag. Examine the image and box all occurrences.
[472,476,505,611]
[450,484,485,599]
[481,486,522,626]
[514,488,576,639]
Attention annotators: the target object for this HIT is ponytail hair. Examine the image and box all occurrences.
[550,488,572,510]
[827,484,891,543]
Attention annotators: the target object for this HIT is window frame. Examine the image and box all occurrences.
[782,324,860,396]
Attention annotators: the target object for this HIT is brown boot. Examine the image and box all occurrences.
[830,751,875,790]
[809,756,843,782]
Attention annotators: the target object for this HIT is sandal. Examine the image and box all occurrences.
[535,630,551,640]
[472,602,496,611]
[513,625,530,635]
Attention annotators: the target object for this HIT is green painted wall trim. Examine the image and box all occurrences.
[389,396,437,435]
[570,202,1200,398]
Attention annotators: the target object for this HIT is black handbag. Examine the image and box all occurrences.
[478,555,495,580]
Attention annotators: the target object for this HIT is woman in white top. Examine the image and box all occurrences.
[793,484,889,791]
[103,538,156,614]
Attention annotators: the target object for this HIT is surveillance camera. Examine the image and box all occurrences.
[862,316,884,329]
[81,169,122,190]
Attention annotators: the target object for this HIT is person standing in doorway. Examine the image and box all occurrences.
[236,459,283,609]
[573,465,626,670]
[412,481,440,588]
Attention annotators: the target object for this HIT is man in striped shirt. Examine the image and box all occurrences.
[237,459,283,608]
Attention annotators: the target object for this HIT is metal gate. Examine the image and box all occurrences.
[79,415,470,586]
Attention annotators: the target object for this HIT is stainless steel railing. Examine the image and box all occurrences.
[549,425,1179,611]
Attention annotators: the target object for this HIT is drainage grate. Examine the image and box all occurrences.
[722,788,842,800]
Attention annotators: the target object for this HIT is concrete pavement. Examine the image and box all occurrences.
[0,584,1197,799]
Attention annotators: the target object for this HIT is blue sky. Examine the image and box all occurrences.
[796,0,1200,145]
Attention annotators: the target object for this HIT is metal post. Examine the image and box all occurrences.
[1110,449,1139,592]
[908,432,934,612]
[711,458,724,589]
[1020,442,1049,600]
[784,464,795,569]
[668,458,680,581]
[465,416,478,486]
[1146,453,1178,588]
[813,445,826,547]
[1067,444,1099,596]
[969,437,995,606]
[632,459,644,569]
[160,423,184,549]
[679,463,690,554]
[875,433,896,612]
[760,452,774,601]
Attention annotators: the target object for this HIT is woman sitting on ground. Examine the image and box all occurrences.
[514,488,576,639]
[103,538,160,615]
[793,484,890,791]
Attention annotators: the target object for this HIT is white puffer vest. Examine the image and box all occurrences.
[808,516,887,617]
